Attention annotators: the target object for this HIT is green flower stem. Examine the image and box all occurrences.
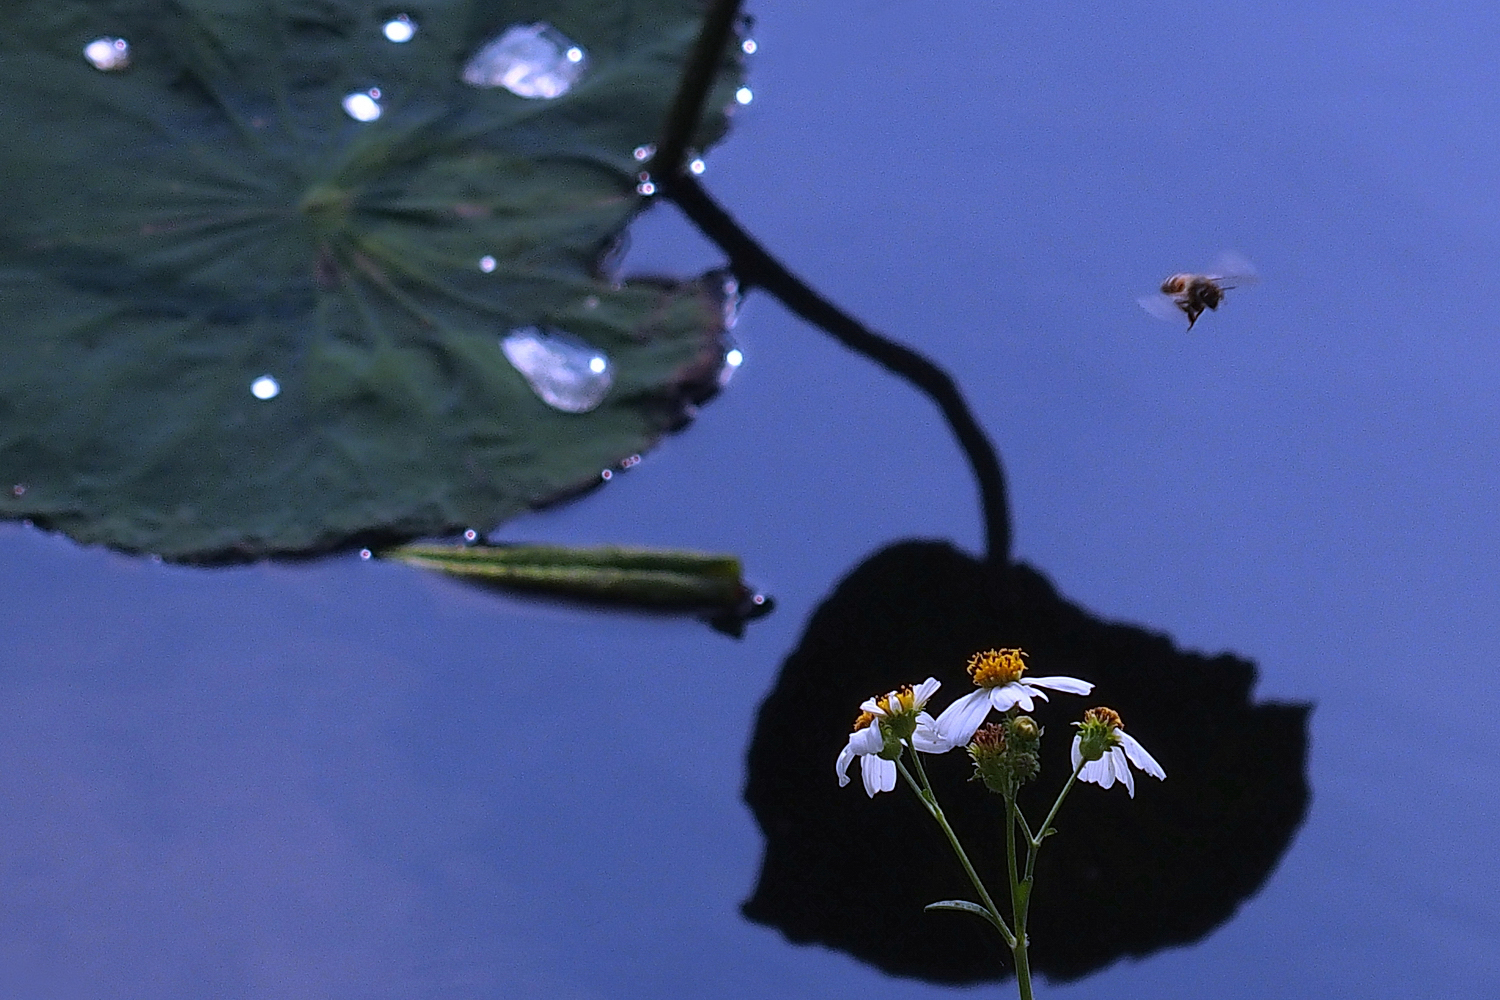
[896,756,1017,950]
[1030,763,1085,853]
[1004,795,1035,1000]
[1019,760,1088,924]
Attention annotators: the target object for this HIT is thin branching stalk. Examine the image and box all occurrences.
[655,3,1013,565]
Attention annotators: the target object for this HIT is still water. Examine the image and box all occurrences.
[4,1,1500,996]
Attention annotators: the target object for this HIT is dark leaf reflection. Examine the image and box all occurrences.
[742,540,1310,983]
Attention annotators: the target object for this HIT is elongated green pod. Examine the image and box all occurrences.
[385,542,773,635]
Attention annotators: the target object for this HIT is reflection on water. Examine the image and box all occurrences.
[743,541,1311,983]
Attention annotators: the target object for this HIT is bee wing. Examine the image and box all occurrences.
[1206,251,1258,287]
[1137,293,1187,324]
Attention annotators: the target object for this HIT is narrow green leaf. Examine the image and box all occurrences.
[385,541,773,634]
[924,899,1004,933]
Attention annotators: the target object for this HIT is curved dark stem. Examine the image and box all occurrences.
[654,0,745,177]
[664,173,1012,566]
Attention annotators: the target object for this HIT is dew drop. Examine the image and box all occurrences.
[463,529,478,543]
[742,39,758,55]
[462,23,588,99]
[620,454,642,469]
[10,484,26,498]
[720,273,744,329]
[150,554,163,564]
[600,469,613,481]
[382,15,416,43]
[342,90,382,121]
[250,375,281,400]
[718,345,745,387]
[583,295,600,309]
[83,37,130,71]
[735,87,754,105]
[501,327,614,413]
[689,158,706,175]
[637,181,656,196]
[360,548,373,560]
[479,255,497,273]
[633,144,656,162]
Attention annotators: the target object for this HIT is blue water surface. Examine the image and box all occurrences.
[3,1,1499,996]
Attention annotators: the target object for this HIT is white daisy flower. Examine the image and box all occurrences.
[1070,707,1166,798]
[836,677,945,797]
[932,649,1093,750]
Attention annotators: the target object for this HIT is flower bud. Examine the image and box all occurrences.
[966,717,1041,795]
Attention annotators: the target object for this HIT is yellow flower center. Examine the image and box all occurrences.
[967,648,1027,688]
[851,710,876,732]
[1082,706,1123,730]
[876,683,916,715]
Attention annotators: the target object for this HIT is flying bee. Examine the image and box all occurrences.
[1138,253,1257,330]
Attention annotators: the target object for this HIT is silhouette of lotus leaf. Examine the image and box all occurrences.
[743,541,1310,983]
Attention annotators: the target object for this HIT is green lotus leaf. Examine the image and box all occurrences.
[0,0,744,562]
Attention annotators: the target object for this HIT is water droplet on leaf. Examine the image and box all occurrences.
[83,38,130,71]
[463,529,478,542]
[689,158,706,175]
[342,90,382,121]
[718,346,744,387]
[462,24,589,99]
[735,87,754,105]
[382,16,416,43]
[500,327,614,413]
[479,255,497,273]
[250,375,280,400]
[633,144,655,162]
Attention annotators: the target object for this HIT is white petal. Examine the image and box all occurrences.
[1028,676,1094,695]
[859,696,883,715]
[912,677,942,708]
[1111,747,1136,798]
[933,689,993,748]
[836,741,857,786]
[988,683,1023,712]
[849,722,885,755]
[912,713,951,753]
[1070,734,1083,772]
[1079,756,1113,788]
[1117,730,1166,780]
[862,754,896,797]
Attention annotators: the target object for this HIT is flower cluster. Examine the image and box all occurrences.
[835,651,1166,800]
